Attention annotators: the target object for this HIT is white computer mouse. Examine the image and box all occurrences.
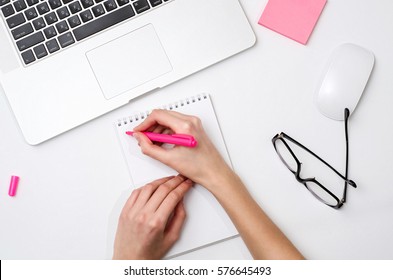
[315,43,375,120]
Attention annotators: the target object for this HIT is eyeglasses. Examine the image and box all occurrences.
[272,108,357,209]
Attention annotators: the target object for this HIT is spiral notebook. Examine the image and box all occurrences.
[115,94,237,258]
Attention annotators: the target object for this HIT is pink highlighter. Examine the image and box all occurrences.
[126,131,197,148]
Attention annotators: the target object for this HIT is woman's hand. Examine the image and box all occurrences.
[128,110,304,260]
[132,109,233,191]
[113,175,193,259]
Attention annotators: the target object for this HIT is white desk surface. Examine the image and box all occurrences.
[1,0,393,259]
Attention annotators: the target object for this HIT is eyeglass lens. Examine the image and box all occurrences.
[305,182,339,206]
[275,136,345,206]
[274,139,298,172]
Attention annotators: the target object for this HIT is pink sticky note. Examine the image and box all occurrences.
[258,0,327,45]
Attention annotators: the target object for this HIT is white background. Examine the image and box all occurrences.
[1,0,393,259]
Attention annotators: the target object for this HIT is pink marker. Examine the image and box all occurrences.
[8,176,20,197]
[126,131,197,147]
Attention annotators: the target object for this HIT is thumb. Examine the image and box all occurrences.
[133,132,171,164]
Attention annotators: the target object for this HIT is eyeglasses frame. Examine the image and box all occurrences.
[272,108,357,209]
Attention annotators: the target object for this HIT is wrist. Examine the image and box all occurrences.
[202,164,244,198]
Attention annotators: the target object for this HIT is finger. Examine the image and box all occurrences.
[151,124,168,134]
[133,132,172,164]
[156,178,193,222]
[131,176,174,211]
[122,187,142,213]
[150,125,171,146]
[134,109,189,133]
[144,175,187,212]
[161,127,174,135]
[163,200,187,249]
[146,124,159,133]
[158,110,202,135]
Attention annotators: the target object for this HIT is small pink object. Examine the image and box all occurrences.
[8,176,20,197]
[258,0,327,45]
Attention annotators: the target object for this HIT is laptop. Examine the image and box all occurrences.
[0,0,255,145]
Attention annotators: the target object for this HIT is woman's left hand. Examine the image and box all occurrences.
[113,175,193,259]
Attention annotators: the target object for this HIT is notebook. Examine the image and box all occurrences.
[114,94,237,258]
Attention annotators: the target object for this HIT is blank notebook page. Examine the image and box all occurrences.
[115,94,237,258]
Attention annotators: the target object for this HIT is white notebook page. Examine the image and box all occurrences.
[115,94,237,257]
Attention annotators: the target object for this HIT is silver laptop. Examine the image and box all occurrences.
[0,0,255,145]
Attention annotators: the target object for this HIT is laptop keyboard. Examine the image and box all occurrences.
[1,0,171,66]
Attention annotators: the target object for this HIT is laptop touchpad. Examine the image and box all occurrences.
[86,24,172,100]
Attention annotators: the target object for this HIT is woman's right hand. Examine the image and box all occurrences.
[132,109,234,192]
[132,110,305,260]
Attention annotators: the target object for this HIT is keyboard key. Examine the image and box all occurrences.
[21,49,35,64]
[79,9,92,22]
[26,0,39,6]
[104,0,116,12]
[2,4,15,17]
[33,44,47,59]
[44,12,58,25]
[48,0,62,9]
[43,25,57,39]
[73,5,134,41]
[68,1,81,14]
[148,0,162,7]
[46,38,60,53]
[92,4,105,17]
[62,0,73,4]
[24,7,38,20]
[13,0,27,12]
[80,0,94,9]
[58,31,74,48]
[36,2,50,15]
[16,31,44,51]
[6,13,25,29]
[0,0,10,7]
[11,22,33,40]
[67,14,80,28]
[32,17,46,30]
[133,0,150,14]
[55,20,68,33]
[57,6,70,19]
[116,0,128,7]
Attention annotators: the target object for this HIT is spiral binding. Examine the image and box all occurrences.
[117,94,208,127]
